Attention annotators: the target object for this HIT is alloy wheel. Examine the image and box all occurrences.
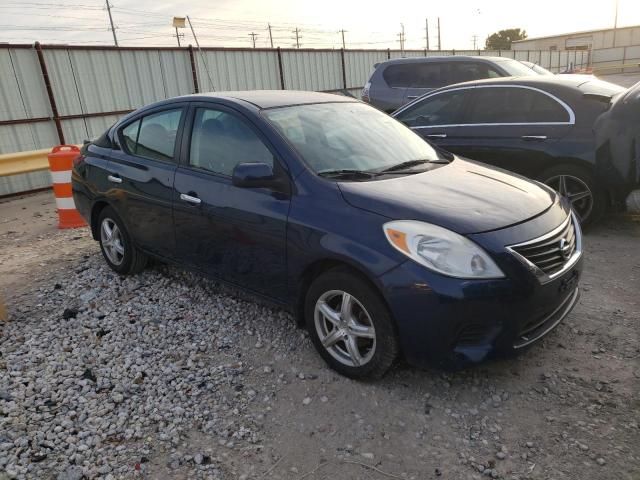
[544,174,593,222]
[100,217,125,266]
[314,290,376,367]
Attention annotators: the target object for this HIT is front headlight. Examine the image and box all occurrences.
[383,220,505,279]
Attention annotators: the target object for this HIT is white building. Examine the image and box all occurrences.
[512,25,640,51]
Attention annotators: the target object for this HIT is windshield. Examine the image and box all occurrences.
[263,102,440,174]
[497,58,539,76]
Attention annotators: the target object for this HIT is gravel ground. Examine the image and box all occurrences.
[0,191,639,480]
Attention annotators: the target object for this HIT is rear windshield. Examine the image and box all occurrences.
[495,58,539,76]
[263,102,440,173]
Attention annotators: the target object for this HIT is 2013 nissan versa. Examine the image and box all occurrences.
[72,91,583,379]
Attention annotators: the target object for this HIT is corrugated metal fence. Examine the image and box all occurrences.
[1,44,598,159]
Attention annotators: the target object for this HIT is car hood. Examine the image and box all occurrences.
[338,157,556,234]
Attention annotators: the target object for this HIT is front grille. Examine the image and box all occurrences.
[510,215,578,277]
[514,287,579,349]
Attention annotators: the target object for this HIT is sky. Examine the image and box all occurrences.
[1,0,639,50]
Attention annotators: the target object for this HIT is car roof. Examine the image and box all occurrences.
[183,90,356,109]
[377,55,514,67]
[437,75,603,90]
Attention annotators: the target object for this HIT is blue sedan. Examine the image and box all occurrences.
[72,90,583,379]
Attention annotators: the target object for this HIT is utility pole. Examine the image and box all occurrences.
[425,18,429,50]
[339,29,346,49]
[249,32,258,48]
[613,0,619,46]
[293,28,301,48]
[268,23,274,48]
[175,27,183,47]
[437,17,441,50]
[105,0,118,47]
[397,23,405,55]
[472,34,478,50]
[186,16,214,91]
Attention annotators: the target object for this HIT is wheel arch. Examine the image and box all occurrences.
[90,200,110,240]
[293,258,393,328]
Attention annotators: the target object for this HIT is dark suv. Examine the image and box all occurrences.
[362,56,536,112]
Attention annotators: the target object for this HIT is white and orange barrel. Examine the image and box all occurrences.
[47,145,86,229]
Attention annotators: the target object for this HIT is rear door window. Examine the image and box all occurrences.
[395,89,468,126]
[466,87,570,124]
[121,108,183,162]
[383,63,448,88]
[451,62,502,83]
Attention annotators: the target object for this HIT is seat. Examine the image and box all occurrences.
[138,123,172,160]
[197,117,235,174]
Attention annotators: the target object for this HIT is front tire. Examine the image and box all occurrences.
[304,268,399,379]
[98,206,147,275]
[539,164,605,228]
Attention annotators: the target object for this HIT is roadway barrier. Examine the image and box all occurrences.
[0,148,52,177]
[47,145,85,229]
[0,145,82,197]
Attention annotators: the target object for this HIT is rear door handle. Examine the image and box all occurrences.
[407,95,419,100]
[521,135,547,141]
[180,193,201,205]
[107,174,122,184]
[426,133,447,138]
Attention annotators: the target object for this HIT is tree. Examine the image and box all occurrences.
[485,28,527,50]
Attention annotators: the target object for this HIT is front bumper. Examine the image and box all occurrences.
[378,207,583,369]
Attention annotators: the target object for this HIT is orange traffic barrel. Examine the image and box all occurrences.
[48,145,86,229]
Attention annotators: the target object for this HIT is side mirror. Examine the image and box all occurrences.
[232,162,286,192]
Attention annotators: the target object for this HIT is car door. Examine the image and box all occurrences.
[107,104,187,259]
[446,86,575,176]
[393,87,472,151]
[172,102,290,300]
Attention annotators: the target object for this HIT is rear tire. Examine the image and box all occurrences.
[304,267,399,379]
[539,164,605,228]
[97,206,148,275]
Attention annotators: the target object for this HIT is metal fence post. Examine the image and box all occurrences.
[340,48,347,90]
[34,42,65,145]
[277,47,285,90]
[188,45,199,93]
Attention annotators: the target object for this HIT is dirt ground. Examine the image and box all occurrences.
[1,191,639,480]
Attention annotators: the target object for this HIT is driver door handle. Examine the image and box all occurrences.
[180,193,201,205]
[407,95,419,100]
[426,133,447,138]
[522,135,547,141]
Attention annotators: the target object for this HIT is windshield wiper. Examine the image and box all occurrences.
[318,169,378,180]
[378,159,432,173]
